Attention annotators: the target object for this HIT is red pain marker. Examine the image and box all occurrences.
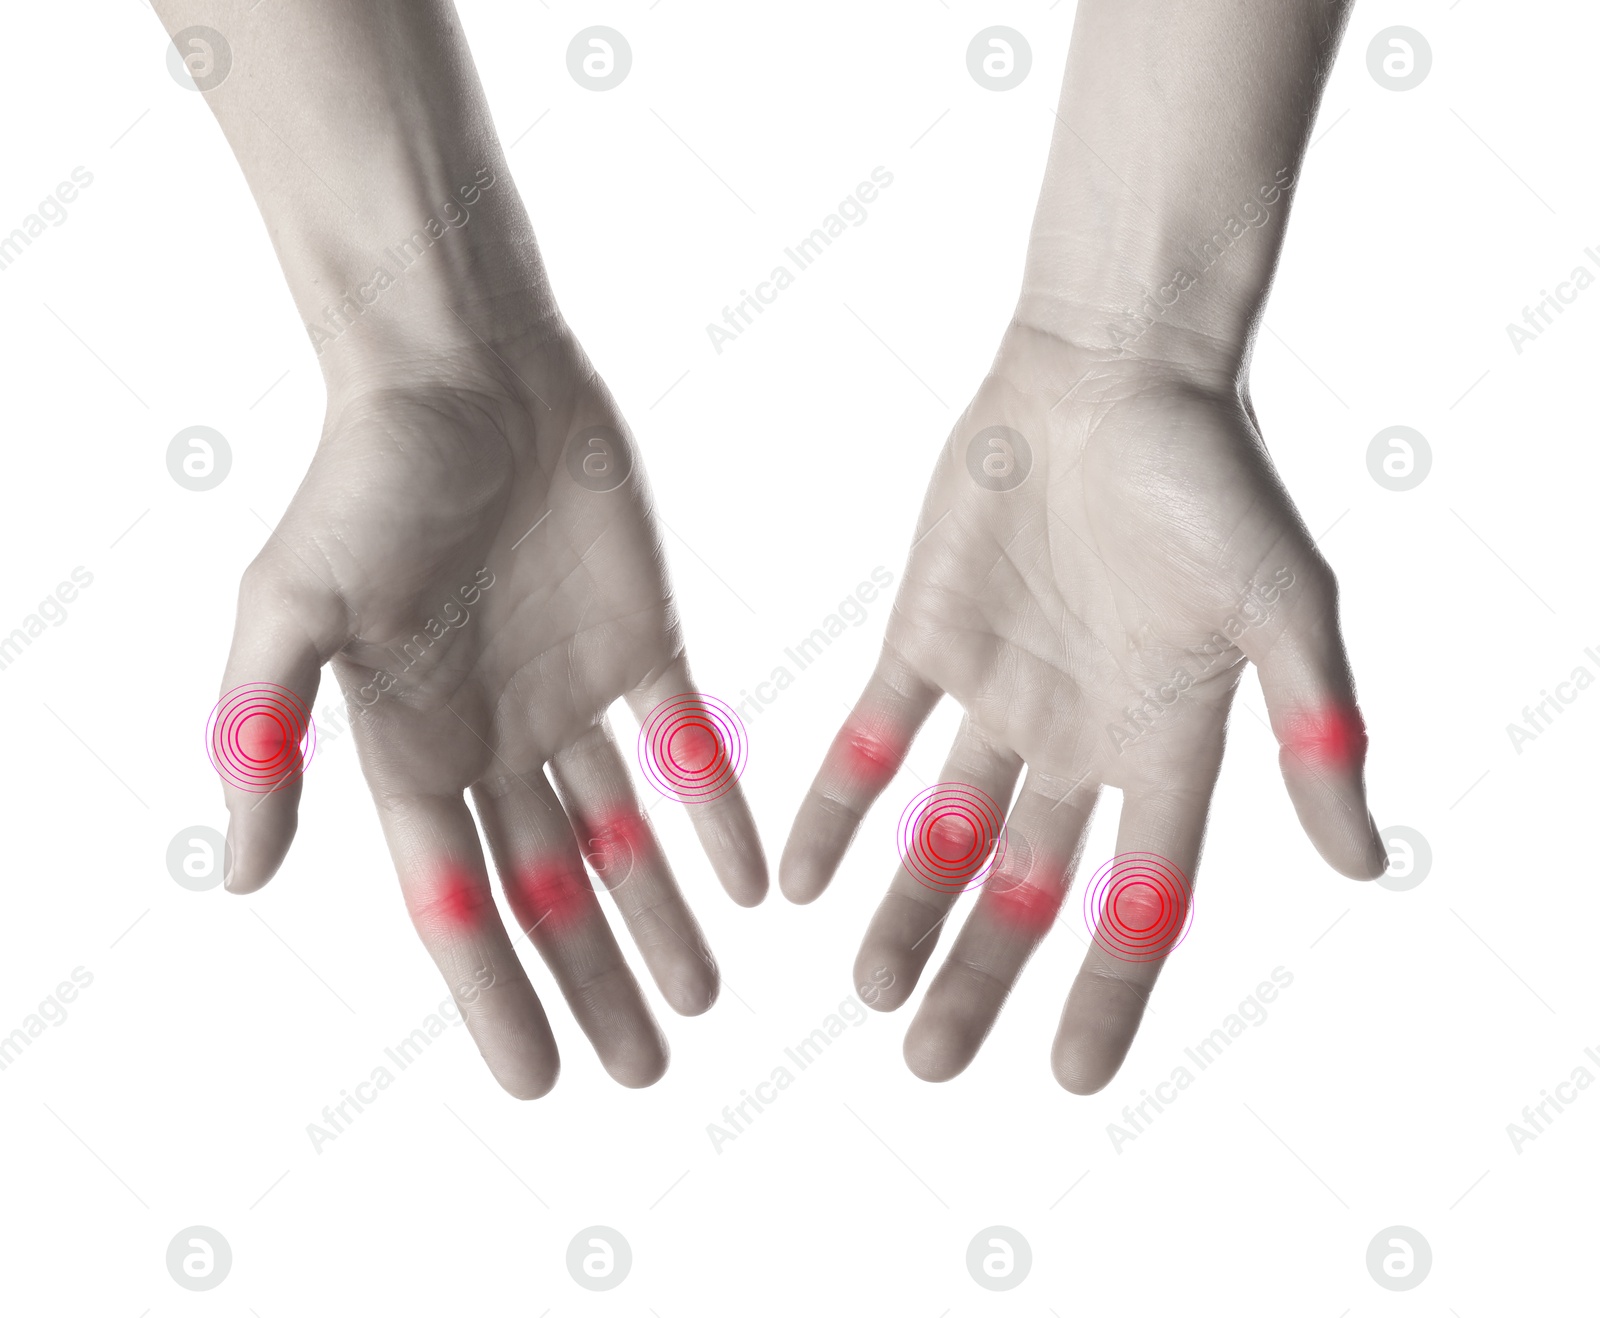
[1082,852,1193,963]
[987,877,1060,933]
[896,783,1007,894]
[984,855,1066,934]
[580,810,649,886]
[1282,704,1368,772]
[511,860,596,935]
[639,694,748,804]
[831,720,904,791]
[206,683,315,792]
[407,864,493,932]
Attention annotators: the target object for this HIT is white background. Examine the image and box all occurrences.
[0,1,1594,1314]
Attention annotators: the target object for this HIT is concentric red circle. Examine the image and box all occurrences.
[896,783,1007,894]
[206,683,315,793]
[1082,852,1193,962]
[638,694,747,803]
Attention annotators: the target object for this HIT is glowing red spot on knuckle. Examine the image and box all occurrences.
[409,866,493,932]
[640,695,746,803]
[514,859,595,934]
[666,723,719,772]
[207,682,314,793]
[1111,882,1165,930]
[834,721,904,789]
[581,810,650,882]
[896,783,1007,893]
[1282,704,1368,771]
[985,874,1060,933]
[1083,853,1194,962]
[237,712,289,760]
[927,816,977,859]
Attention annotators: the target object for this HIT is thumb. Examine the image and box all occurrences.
[211,555,347,893]
[1237,558,1386,880]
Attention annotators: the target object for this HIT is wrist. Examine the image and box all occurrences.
[988,319,1243,414]
[278,167,562,394]
[1012,286,1249,387]
[1013,162,1299,380]
[154,1,563,392]
[1013,0,1345,379]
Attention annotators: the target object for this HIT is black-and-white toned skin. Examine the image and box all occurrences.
[156,1,766,1097]
[783,0,1387,1093]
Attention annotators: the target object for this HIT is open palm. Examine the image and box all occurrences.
[782,326,1383,1093]
[216,328,765,1097]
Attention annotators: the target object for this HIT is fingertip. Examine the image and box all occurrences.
[665,958,720,1017]
[1051,1052,1116,1096]
[1289,790,1389,880]
[777,848,828,905]
[606,1034,670,1089]
[706,804,769,906]
[674,984,719,1017]
[220,838,283,893]
[220,777,301,891]
[854,948,913,1012]
[727,868,768,908]
[1051,1020,1129,1093]
[747,857,772,903]
[1342,840,1387,882]
[903,1027,968,1083]
[781,778,877,904]
[483,1025,562,1100]
[221,826,292,893]
[1052,973,1147,1095]
[499,1060,560,1101]
[780,879,818,905]
[1274,723,1388,881]
[903,986,990,1081]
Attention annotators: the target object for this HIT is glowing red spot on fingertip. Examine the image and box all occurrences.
[1282,705,1368,772]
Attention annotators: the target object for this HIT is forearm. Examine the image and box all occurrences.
[1016,0,1352,378]
[153,1,556,392]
